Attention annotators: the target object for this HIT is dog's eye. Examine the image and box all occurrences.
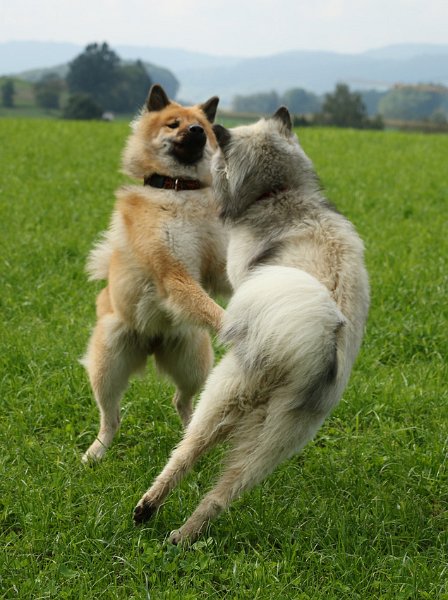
[167,121,180,129]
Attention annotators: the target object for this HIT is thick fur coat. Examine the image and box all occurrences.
[82,85,230,463]
[134,108,370,544]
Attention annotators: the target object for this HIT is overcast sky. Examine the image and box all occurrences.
[1,0,447,56]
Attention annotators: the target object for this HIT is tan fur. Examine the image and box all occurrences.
[81,88,230,463]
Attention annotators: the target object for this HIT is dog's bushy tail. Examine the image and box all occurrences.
[221,266,346,414]
[85,232,113,281]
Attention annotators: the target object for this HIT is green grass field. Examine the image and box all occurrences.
[1,119,447,599]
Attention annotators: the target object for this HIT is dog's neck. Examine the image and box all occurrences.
[144,173,203,192]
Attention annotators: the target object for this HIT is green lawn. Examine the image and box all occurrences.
[0,119,447,599]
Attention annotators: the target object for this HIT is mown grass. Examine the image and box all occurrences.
[0,119,447,599]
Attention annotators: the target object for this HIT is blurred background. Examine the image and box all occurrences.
[0,0,447,131]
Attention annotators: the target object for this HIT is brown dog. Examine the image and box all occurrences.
[81,85,229,463]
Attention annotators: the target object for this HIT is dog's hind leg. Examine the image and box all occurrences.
[133,352,243,523]
[154,329,213,427]
[81,313,146,463]
[168,401,325,544]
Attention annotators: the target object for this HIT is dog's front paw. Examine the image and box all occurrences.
[133,497,158,524]
[214,306,227,335]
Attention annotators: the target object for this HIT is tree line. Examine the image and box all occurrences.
[233,85,382,129]
[2,45,447,125]
[232,84,448,128]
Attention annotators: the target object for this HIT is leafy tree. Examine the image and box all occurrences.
[430,109,447,124]
[233,91,280,114]
[67,42,120,109]
[110,60,151,112]
[358,89,387,117]
[231,88,320,116]
[362,114,385,130]
[320,83,367,128]
[282,88,321,114]
[34,74,65,109]
[439,93,448,115]
[1,78,15,108]
[378,87,445,121]
[146,63,178,99]
[66,43,152,113]
[292,114,313,127]
[63,94,103,120]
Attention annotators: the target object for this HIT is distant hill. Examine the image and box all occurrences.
[362,43,448,60]
[116,45,242,71]
[2,41,448,106]
[0,41,241,77]
[176,47,448,104]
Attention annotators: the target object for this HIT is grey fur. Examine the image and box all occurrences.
[134,108,370,544]
[248,239,284,269]
[298,320,344,413]
[213,120,320,222]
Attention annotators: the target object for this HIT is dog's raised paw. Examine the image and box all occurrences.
[133,499,157,524]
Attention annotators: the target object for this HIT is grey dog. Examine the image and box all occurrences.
[134,107,370,544]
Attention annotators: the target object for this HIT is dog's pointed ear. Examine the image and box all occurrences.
[272,106,292,134]
[146,84,170,111]
[213,124,231,149]
[201,96,219,123]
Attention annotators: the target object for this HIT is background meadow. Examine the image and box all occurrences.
[0,119,447,599]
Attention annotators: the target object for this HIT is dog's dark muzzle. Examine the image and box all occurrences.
[171,125,207,165]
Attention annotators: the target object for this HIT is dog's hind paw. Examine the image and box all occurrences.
[81,440,107,464]
[133,498,158,524]
[169,529,184,545]
[168,526,200,545]
[81,450,101,465]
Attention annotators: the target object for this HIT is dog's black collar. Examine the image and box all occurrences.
[144,173,203,191]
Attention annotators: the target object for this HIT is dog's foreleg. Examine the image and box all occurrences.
[158,262,225,334]
[169,404,325,544]
[154,329,213,427]
[145,242,225,334]
[118,193,224,332]
[118,197,225,334]
[81,314,146,463]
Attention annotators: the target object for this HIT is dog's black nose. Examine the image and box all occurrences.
[189,124,204,135]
